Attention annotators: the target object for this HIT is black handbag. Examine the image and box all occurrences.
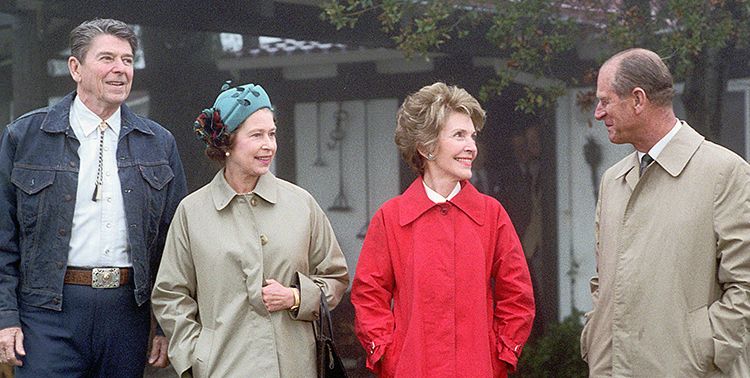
[314,289,349,378]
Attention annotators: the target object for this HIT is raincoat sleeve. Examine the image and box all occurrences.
[709,161,750,372]
[492,208,535,371]
[151,204,200,378]
[351,209,395,374]
[290,198,349,322]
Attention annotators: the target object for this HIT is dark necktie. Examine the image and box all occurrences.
[639,154,654,177]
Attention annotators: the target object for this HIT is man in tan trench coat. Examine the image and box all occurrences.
[580,48,750,377]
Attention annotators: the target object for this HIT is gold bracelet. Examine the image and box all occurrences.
[289,288,300,312]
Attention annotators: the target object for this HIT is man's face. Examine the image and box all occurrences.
[594,63,636,145]
[68,34,134,118]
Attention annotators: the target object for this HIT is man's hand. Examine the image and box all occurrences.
[262,279,295,312]
[0,327,24,366]
[148,335,169,368]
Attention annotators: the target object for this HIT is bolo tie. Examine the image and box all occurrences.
[92,120,108,201]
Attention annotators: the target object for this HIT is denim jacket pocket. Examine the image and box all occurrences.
[138,163,174,238]
[139,163,174,191]
[11,167,55,228]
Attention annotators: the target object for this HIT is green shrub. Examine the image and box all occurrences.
[513,310,588,378]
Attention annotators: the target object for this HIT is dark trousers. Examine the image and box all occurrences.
[15,283,150,378]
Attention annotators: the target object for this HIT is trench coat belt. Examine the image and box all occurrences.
[64,267,132,288]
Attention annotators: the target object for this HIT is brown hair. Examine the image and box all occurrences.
[205,142,230,164]
[395,82,486,175]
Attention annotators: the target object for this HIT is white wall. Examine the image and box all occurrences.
[295,99,400,283]
[555,89,631,319]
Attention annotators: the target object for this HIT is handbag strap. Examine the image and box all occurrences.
[315,288,336,341]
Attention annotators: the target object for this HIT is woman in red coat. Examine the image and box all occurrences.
[351,82,535,378]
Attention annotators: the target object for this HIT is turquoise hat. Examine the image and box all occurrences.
[193,81,274,148]
[213,81,273,132]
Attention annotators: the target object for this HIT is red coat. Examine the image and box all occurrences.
[352,179,535,378]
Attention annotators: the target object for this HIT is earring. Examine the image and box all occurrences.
[225,151,230,157]
[426,153,435,161]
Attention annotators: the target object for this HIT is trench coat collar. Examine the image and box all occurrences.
[399,178,485,226]
[615,121,704,180]
[211,169,279,210]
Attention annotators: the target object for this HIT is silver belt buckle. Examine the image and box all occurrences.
[92,268,120,288]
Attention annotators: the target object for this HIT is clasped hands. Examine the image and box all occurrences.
[262,279,298,313]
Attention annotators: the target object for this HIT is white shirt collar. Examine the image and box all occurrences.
[638,119,681,162]
[423,181,461,203]
[72,96,122,137]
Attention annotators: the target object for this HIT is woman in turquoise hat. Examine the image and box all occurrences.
[152,82,349,377]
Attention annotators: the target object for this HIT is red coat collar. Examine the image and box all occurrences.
[398,178,485,226]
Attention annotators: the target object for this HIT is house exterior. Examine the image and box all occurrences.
[1,1,749,375]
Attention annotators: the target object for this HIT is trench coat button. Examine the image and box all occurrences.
[250,198,258,206]
[58,229,66,236]
[63,194,73,201]
[56,261,64,269]
[260,234,268,245]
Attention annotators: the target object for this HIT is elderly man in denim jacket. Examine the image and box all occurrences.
[0,19,186,377]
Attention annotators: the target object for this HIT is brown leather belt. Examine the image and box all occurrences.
[64,267,132,288]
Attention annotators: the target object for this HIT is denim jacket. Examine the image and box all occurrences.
[0,92,187,329]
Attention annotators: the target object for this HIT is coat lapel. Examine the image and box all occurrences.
[614,153,639,192]
[398,179,438,226]
[611,122,704,192]
[655,122,704,178]
[450,182,485,226]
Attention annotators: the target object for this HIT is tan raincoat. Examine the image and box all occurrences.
[152,170,349,377]
[581,123,750,377]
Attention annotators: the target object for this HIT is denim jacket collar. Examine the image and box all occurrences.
[40,92,155,137]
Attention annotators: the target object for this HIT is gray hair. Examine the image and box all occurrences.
[69,18,138,62]
[606,48,674,107]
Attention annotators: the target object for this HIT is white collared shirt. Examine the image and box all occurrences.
[67,96,131,267]
[423,181,461,203]
[638,119,682,163]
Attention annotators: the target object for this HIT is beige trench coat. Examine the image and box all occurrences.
[581,123,750,377]
[152,170,349,378]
